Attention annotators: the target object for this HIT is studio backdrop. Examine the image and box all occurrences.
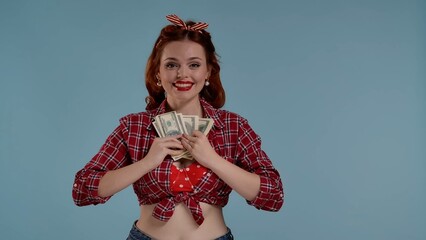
[1,0,425,239]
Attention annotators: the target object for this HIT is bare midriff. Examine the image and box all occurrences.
[136,202,228,240]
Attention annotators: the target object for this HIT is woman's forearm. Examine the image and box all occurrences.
[98,160,155,198]
[208,156,260,201]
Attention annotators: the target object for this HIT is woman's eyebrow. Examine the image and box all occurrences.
[163,57,203,62]
[187,57,203,61]
[163,57,178,62]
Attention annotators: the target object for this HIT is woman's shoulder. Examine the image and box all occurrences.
[211,108,250,131]
[118,110,154,126]
[202,98,246,122]
[214,108,247,122]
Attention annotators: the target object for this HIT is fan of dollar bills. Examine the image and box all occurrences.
[152,111,214,161]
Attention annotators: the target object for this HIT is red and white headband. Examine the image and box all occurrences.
[166,14,208,32]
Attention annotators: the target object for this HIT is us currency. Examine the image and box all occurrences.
[152,119,165,137]
[182,115,199,135]
[198,118,214,135]
[155,111,185,137]
[171,117,214,161]
[153,111,214,161]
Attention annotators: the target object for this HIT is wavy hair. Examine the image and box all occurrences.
[145,20,225,110]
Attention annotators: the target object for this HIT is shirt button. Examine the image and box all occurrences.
[73,184,78,188]
[179,184,184,188]
[185,167,190,171]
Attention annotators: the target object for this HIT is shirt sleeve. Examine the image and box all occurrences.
[236,117,284,212]
[72,118,130,206]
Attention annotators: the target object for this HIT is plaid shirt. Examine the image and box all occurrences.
[73,98,284,225]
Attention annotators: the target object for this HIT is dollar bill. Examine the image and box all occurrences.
[198,118,214,135]
[171,150,193,161]
[152,120,164,137]
[182,115,199,135]
[155,111,185,137]
[152,111,214,161]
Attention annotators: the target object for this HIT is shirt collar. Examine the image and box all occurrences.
[200,98,224,130]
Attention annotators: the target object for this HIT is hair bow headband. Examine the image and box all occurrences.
[166,14,208,32]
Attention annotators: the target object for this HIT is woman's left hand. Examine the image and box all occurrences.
[181,130,218,168]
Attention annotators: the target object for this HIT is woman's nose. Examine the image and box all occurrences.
[177,67,188,79]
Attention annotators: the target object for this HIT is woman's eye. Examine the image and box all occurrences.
[189,63,201,68]
[165,63,178,69]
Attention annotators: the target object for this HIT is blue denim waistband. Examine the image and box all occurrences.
[127,221,234,240]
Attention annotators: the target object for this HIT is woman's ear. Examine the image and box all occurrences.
[206,65,212,79]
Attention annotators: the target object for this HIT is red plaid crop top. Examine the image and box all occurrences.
[72,98,284,225]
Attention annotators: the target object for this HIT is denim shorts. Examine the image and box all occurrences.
[126,221,234,240]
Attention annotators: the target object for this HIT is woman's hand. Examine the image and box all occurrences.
[181,131,262,201]
[98,135,183,198]
[181,131,218,168]
[144,135,184,169]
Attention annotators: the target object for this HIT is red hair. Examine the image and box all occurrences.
[145,20,225,110]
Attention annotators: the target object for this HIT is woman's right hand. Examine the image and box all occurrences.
[98,135,184,198]
[143,135,184,169]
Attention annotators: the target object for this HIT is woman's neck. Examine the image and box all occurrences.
[166,97,203,117]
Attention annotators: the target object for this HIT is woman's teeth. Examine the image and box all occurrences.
[174,82,193,88]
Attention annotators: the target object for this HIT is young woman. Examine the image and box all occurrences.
[73,14,284,240]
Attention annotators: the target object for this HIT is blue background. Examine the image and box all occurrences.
[1,0,425,239]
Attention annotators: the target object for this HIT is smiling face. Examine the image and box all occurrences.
[158,40,211,109]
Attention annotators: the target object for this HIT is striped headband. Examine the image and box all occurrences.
[166,14,208,32]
